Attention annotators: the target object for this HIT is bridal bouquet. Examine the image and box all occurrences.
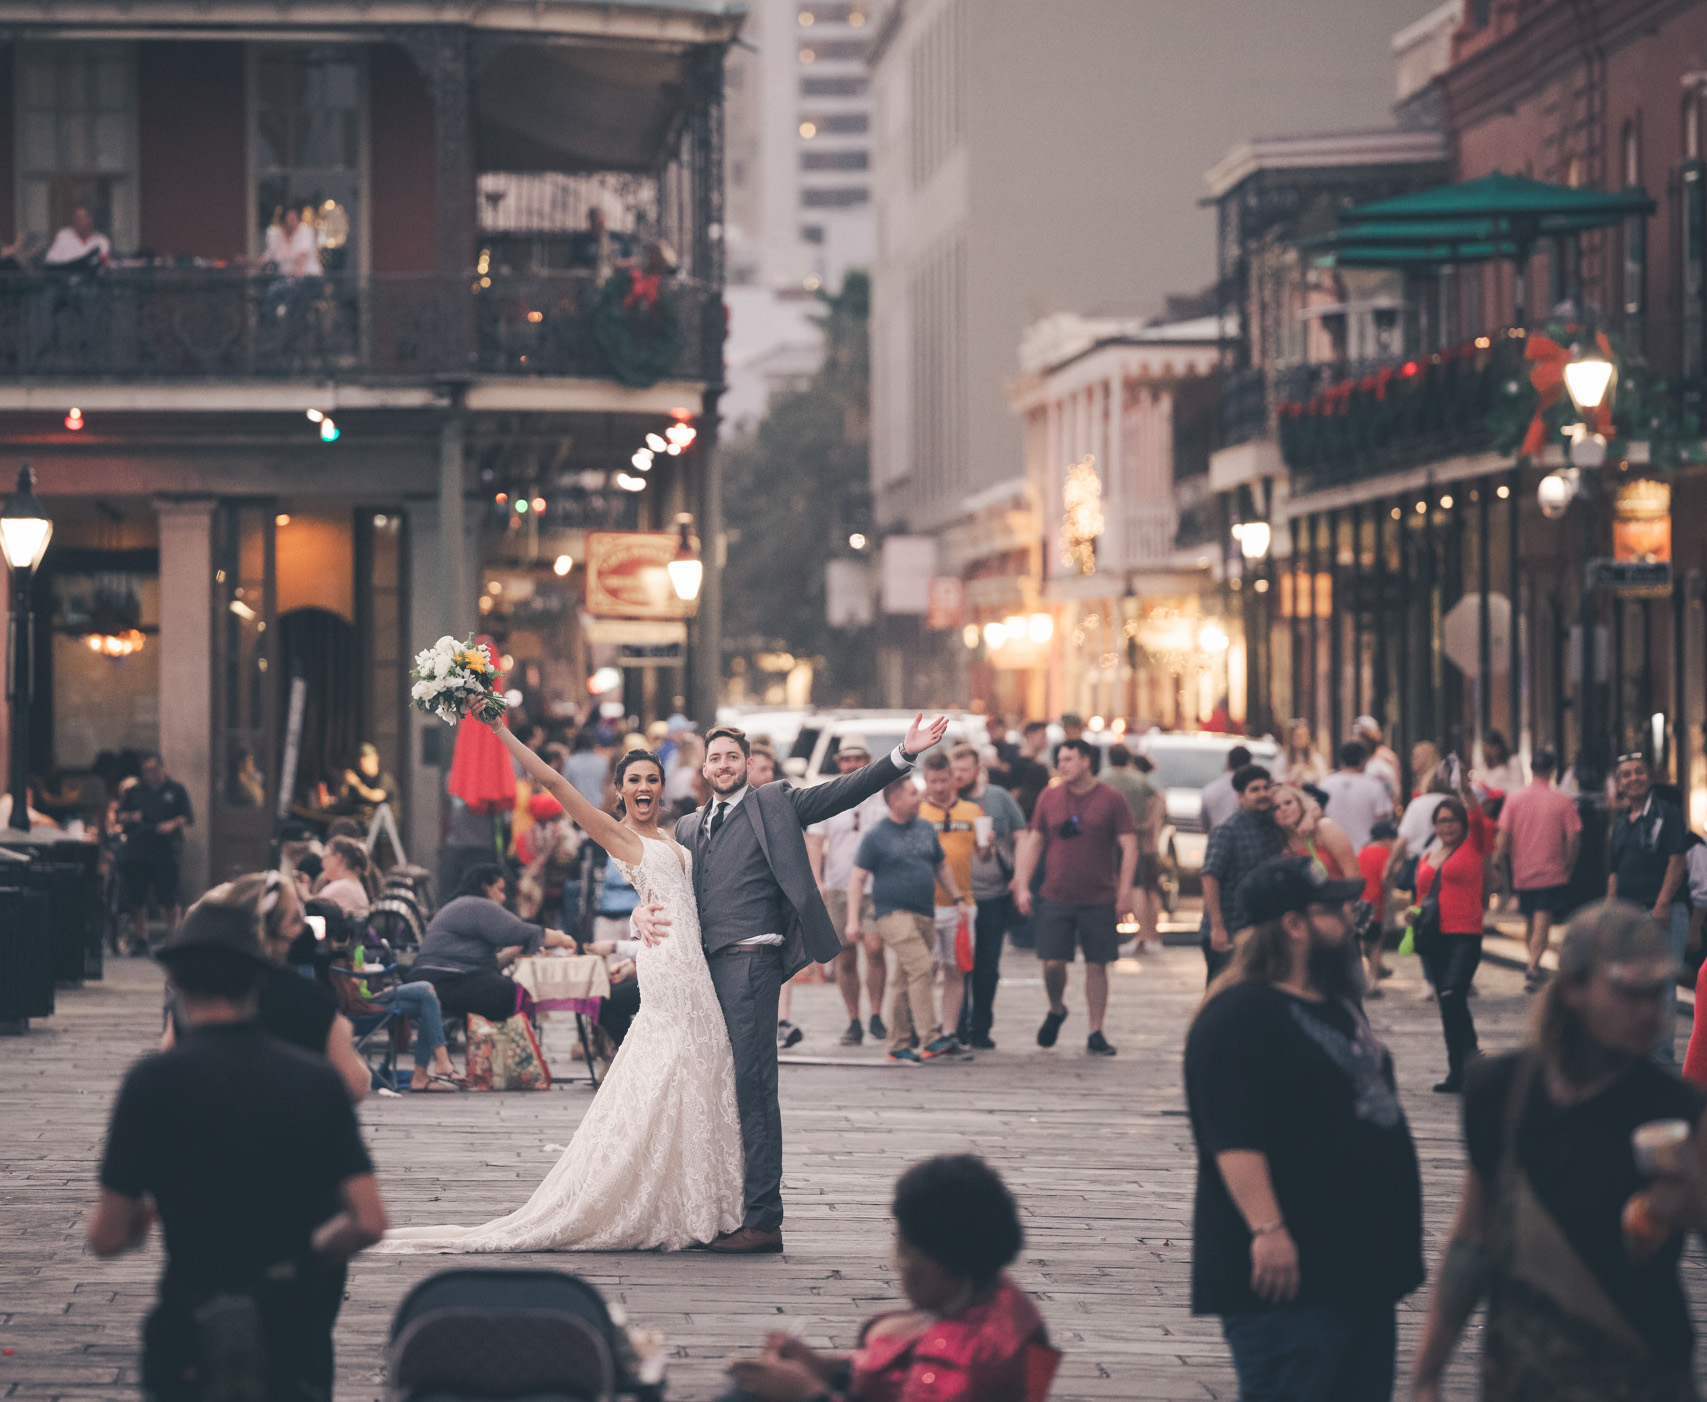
[410,635,509,726]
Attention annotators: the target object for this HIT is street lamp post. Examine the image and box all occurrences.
[2,463,53,831]
[1547,343,1617,789]
[1234,519,1272,734]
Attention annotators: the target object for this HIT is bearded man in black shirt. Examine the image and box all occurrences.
[88,904,387,1401]
[1185,855,1423,1402]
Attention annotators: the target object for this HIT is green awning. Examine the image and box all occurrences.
[1316,240,1522,268]
[1342,171,1654,227]
[1300,173,1657,276]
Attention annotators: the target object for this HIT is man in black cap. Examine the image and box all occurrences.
[1184,855,1423,1402]
[88,902,387,1402]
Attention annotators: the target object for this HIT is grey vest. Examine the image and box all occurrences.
[694,800,789,953]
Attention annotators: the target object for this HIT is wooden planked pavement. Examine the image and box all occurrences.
[5,936,1707,1401]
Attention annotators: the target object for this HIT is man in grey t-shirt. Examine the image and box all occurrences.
[1318,741,1396,852]
[846,778,965,1061]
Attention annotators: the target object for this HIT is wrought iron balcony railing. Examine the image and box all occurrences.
[0,269,721,386]
[1274,334,1526,493]
[1219,364,1269,448]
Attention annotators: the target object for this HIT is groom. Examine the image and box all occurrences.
[633,712,950,1253]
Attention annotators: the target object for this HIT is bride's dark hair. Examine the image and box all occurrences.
[612,749,665,820]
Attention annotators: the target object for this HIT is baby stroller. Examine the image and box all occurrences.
[371,864,434,954]
[388,1268,665,1402]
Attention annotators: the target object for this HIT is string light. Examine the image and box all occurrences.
[64,407,84,431]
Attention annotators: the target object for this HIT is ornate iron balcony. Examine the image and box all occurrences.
[0,269,721,387]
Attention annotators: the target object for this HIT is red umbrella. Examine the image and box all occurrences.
[446,637,516,814]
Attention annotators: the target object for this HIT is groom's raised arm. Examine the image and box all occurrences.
[786,713,950,828]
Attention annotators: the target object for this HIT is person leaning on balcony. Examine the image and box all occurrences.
[42,206,110,271]
[263,205,322,279]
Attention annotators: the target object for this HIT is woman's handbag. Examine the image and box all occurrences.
[1409,888,1443,960]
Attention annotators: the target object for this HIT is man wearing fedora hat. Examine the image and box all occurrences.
[88,902,388,1402]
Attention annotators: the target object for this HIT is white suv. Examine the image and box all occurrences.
[785,710,978,784]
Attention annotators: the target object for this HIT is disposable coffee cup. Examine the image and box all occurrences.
[974,816,994,845]
[1633,1119,1692,1176]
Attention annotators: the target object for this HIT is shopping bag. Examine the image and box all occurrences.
[465,1013,552,1091]
[954,908,975,974]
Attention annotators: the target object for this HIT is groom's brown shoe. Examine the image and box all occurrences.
[708,1226,783,1254]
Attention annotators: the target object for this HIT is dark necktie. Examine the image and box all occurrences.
[707,801,727,843]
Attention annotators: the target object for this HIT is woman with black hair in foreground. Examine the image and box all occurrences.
[721,1155,1057,1402]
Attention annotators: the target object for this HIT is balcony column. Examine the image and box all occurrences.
[402,498,446,868]
[438,408,473,642]
[154,498,216,901]
[692,386,726,730]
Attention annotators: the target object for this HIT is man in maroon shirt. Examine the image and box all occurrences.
[1011,739,1137,1056]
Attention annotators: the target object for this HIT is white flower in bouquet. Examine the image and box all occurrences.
[408,634,509,726]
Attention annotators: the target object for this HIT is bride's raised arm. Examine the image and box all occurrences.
[486,719,645,867]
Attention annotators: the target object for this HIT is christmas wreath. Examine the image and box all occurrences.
[590,267,682,388]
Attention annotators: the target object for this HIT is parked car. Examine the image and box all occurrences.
[1130,732,1282,880]
[786,710,978,785]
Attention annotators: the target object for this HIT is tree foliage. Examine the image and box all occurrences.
[721,272,875,704]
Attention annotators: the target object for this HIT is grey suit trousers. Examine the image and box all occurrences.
[706,943,786,1232]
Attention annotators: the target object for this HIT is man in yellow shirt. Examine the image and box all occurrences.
[919,750,981,1041]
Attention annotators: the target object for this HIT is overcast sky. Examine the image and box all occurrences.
[1002,0,1443,319]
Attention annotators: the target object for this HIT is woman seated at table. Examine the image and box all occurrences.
[412,863,576,1022]
[721,1155,1056,1402]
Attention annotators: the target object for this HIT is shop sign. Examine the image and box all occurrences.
[1612,479,1671,562]
[584,532,695,619]
[583,618,687,645]
[926,577,965,630]
[1585,558,1672,597]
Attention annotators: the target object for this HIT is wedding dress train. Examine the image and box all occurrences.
[374,837,745,1252]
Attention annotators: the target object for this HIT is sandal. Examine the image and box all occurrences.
[423,1074,468,1091]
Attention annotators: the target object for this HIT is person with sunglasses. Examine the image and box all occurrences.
[1010,739,1137,1056]
[1609,752,1691,1063]
[1412,902,1707,1402]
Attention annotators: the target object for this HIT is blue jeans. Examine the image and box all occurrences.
[1222,1301,1395,1402]
[372,981,447,1067]
[1655,901,1690,1065]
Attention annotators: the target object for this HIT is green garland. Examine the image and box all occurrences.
[589,269,682,388]
[1486,321,1704,469]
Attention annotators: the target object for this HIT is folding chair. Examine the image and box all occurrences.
[329,964,405,1092]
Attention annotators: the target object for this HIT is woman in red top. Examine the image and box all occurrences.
[1415,795,1491,1093]
[724,1155,1057,1402]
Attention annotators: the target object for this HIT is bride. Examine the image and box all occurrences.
[374,723,744,1253]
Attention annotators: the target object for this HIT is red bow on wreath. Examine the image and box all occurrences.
[623,271,662,312]
[1521,331,1614,457]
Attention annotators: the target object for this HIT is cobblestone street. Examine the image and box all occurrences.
[7,939,1707,1402]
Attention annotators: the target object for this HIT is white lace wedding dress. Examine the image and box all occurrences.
[374,837,745,1252]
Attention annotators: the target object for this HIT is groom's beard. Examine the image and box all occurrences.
[706,773,747,798]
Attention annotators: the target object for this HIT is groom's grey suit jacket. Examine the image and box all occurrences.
[674,753,908,977]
